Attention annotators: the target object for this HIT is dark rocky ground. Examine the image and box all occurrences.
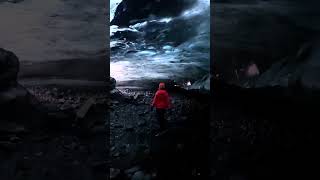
[210,80,318,180]
[0,84,108,180]
[109,78,318,180]
[109,85,210,180]
[2,77,317,180]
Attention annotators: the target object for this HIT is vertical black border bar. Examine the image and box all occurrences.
[106,0,110,180]
[209,0,215,178]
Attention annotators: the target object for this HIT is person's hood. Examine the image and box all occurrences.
[159,82,165,89]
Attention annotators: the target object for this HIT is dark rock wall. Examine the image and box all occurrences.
[212,0,320,83]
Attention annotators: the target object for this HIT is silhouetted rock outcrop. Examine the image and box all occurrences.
[111,0,197,26]
[0,48,19,89]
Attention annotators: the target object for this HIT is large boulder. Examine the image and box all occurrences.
[0,48,19,89]
[0,49,47,129]
[110,77,116,90]
[188,74,211,92]
[252,38,320,90]
[0,48,21,104]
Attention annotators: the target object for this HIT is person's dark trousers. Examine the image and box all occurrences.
[156,108,167,131]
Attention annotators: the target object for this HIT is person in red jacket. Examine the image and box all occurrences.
[151,82,171,134]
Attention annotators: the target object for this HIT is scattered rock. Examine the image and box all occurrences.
[131,171,151,180]
[63,142,78,150]
[0,141,17,151]
[110,77,116,90]
[188,74,211,92]
[44,90,51,96]
[125,166,141,175]
[110,168,121,179]
[34,152,43,157]
[138,111,147,116]
[151,170,157,179]
[125,125,134,132]
[72,160,80,165]
[91,125,106,134]
[134,93,141,100]
[176,143,185,152]
[138,121,146,127]
[58,98,66,104]
[59,102,73,111]
[91,161,108,170]
[113,124,123,128]
[111,100,119,105]
[110,146,116,152]
[0,123,28,134]
[131,171,144,180]
[110,89,118,94]
[96,97,108,105]
[76,97,95,119]
[52,88,58,96]
[181,116,188,121]
[9,136,21,143]
[31,135,50,142]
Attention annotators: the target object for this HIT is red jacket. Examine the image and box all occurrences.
[152,89,171,109]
